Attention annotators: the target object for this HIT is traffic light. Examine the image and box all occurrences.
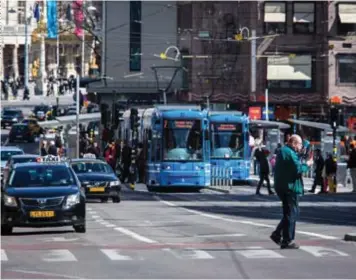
[100,104,110,125]
[112,103,125,128]
[330,106,339,129]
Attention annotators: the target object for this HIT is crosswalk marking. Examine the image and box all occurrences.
[163,248,214,260]
[300,246,349,257]
[1,246,352,262]
[42,249,78,262]
[101,249,133,261]
[238,247,284,259]
[1,250,8,261]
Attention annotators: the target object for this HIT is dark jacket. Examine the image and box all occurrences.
[347,149,356,169]
[274,145,309,195]
[314,155,324,177]
[325,157,337,175]
[254,148,269,174]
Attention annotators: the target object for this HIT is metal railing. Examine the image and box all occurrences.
[211,166,233,191]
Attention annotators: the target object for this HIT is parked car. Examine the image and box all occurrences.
[1,108,24,129]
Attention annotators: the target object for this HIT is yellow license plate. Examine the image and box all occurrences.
[89,187,105,192]
[30,211,55,218]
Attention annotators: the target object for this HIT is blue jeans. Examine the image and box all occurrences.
[274,190,299,243]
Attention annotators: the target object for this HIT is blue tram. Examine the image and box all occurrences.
[208,111,250,181]
[122,105,211,191]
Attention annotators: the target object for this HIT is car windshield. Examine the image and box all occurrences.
[3,111,18,116]
[8,165,76,187]
[12,125,28,132]
[34,106,48,112]
[71,162,114,174]
[12,157,39,164]
[211,123,244,159]
[1,151,24,161]
[163,119,203,161]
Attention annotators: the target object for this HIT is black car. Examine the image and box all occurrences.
[2,154,40,184]
[8,123,36,143]
[1,162,86,235]
[70,159,121,203]
[1,108,24,128]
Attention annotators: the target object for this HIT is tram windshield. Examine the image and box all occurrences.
[211,123,244,159]
[163,119,203,161]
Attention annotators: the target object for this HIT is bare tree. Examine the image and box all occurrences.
[192,2,241,105]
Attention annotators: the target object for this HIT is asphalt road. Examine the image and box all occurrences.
[1,134,356,279]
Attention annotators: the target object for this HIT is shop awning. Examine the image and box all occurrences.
[338,4,356,24]
[293,3,315,23]
[250,120,290,130]
[288,119,349,133]
[267,55,312,80]
[264,2,286,22]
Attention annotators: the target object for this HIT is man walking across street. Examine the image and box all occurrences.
[348,144,356,192]
[270,135,313,249]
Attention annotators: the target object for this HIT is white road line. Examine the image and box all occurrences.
[154,196,339,240]
[87,207,92,211]
[6,269,81,279]
[101,249,133,261]
[196,233,246,238]
[114,227,158,244]
[42,249,77,262]
[92,215,100,219]
[300,246,349,257]
[1,249,8,261]
[105,224,116,228]
[99,221,110,225]
[238,246,284,259]
[163,248,214,260]
[88,211,97,214]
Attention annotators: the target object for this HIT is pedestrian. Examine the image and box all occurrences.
[40,140,48,156]
[254,143,274,195]
[120,140,132,183]
[309,149,326,194]
[347,144,356,192]
[270,134,313,249]
[47,141,58,156]
[324,153,337,193]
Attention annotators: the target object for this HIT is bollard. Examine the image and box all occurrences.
[229,167,233,187]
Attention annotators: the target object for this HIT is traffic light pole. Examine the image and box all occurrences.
[129,109,139,187]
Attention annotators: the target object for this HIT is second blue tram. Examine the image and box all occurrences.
[123,105,211,191]
[208,111,250,181]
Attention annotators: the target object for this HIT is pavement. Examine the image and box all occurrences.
[1,94,73,108]
[1,134,356,278]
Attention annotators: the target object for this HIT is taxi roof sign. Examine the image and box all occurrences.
[40,155,64,162]
[83,153,96,159]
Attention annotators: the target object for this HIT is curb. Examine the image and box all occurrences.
[206,187,230,194]
[344,233,356,242]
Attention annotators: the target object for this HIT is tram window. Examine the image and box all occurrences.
[163,119,203,161]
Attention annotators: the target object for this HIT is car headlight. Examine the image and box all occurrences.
[12,118,18,122]
[109,180,120,187]
[4,194,17,207]
[63,193,80,209]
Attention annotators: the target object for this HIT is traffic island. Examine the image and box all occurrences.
[344,233,356,242]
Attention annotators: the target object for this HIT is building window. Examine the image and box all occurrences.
[17,1,26,24]
[266,55,313,91]
[129,1,142,72]
[337,3,356,35]
[337,54,356,84]
[264,2,286,35]
[293,2,315,34]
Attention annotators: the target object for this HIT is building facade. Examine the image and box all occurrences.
[92,1,355,127]
[176,1,355,120]
[0,0,101,83]
[90,1,180,107]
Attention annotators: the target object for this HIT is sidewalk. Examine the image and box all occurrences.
[1,94,73,108]
[248,175,353,193]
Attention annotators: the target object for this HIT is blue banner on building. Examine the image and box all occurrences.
[262,106,275,120]
[47,0,58,39]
